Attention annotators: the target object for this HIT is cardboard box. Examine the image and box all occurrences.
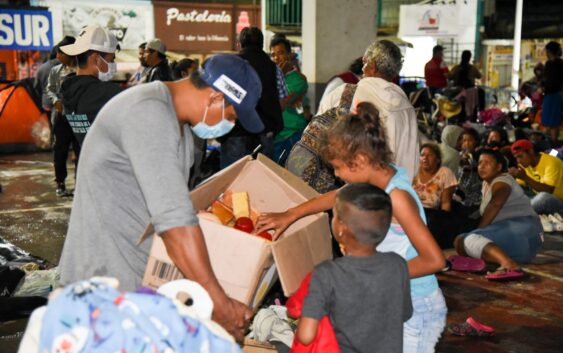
[241,338,277,353]
[142,154,332,308]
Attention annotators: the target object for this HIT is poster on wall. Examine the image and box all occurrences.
[398,1,477,37]
[153,2,260,53]
[0,8,54,50]
[32,0,154,50]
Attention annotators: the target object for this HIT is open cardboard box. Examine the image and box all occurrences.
[141,154,332,308]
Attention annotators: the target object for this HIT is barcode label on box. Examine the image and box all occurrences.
[151,259,183,281]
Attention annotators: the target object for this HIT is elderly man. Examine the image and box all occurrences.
[318,40,419,180]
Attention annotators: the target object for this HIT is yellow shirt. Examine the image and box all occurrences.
[523,153,563,199]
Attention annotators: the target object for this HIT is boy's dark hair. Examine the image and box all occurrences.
[139,42,146,49]
[479,149,508,172]
[55,36,75,54]
[461,127,480,143]
[270,35,291,54]
[322,102,392,168]
[433,45,444,55]
[420,142,442,167]
[239,27,263,48]
[336,183,392,246]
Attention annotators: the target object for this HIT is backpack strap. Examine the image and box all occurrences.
[338,83,357,112]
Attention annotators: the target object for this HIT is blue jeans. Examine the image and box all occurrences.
[531,192,563,215]
[462,215,543,263]
[219,133,275,169]
[403,288,447,353]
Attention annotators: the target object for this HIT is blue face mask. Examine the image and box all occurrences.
[191,99,235,139]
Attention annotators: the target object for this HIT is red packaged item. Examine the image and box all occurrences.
[286,273,340,353]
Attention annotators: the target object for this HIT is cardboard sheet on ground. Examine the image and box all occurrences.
[140,154,333,308]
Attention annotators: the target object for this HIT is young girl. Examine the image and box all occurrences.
[256,102,447,353]
[453,149,543,280]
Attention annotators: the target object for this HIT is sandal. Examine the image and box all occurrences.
[447,255,486,272]
[448,317,495,337]
[485,267,525,281]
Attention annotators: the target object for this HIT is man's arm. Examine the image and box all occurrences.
[478,181,511,228]
[45,66,60,110]
[161,225,251,341]
[509,166,556,193]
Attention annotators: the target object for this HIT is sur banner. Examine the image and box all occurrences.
[0,8,54,50]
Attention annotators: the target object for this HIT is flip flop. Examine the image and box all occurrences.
[447,255,486,272]
[485,267,525,281]
[448,317,495,337]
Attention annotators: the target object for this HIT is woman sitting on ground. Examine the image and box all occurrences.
[413,143,468,248]
[453,149,543,279]
[413,143,458,212]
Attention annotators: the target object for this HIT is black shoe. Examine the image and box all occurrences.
[56,183,66,196]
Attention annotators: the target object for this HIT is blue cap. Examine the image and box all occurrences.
[201,54,264,133]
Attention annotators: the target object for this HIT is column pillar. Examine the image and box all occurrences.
[302,0,377,111]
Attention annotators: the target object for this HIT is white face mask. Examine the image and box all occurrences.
[97,55,117,82]
[191,98,235,139]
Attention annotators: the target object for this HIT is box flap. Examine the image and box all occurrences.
[191,155,251,210]
[227,162,307,214]
[256,154,319,201]
[272,213,333,296]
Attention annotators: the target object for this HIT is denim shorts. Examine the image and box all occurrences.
[461,215,543,263]
[403,288,448,353]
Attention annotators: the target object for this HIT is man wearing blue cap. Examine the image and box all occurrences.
[58,54,262,340]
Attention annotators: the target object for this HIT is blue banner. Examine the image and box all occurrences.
[0,9,54,51]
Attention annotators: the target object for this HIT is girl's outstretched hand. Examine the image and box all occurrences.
[255,210,296,241]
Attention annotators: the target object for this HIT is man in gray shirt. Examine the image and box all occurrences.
[58,54,263,340]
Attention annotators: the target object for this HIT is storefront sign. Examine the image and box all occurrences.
[0,9,54,50]
[399,2,476,37]
[31,0,154,50]
[154,2,260,53]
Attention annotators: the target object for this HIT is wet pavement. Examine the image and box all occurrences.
[1,152,563,352]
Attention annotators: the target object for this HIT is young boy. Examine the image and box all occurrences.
[296,183,413,353]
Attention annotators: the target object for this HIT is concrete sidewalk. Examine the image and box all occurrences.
[1,152,562,352]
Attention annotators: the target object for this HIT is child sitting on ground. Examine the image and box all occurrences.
[296,183,413,353]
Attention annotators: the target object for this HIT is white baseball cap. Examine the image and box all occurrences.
[145,38,167,55]
[60,25,118,56]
